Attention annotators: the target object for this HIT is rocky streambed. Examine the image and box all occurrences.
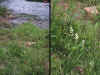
[0,0,49,29]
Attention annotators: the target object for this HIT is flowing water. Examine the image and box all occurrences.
[0,0,49,28]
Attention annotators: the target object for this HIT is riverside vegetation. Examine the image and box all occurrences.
[0,2,49,75]
[51,0,100,75]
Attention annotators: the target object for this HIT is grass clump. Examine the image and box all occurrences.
[11,22,46,40]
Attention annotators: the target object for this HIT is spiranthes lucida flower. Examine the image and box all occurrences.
[70,26,74,33]
[75,33,79,40]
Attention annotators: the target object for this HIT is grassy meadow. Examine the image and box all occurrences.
[51,0,100,75]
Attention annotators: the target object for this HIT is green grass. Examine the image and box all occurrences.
[0,22,49,75]
[0,7,7,17]
[51,0,100,75]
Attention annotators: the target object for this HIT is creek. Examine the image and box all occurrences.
[0,0,49,29]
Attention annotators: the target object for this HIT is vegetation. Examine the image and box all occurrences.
[51,0,100,75]
[0,7,7,17]
[0,22,49,75]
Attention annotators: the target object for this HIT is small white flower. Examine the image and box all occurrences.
[82,40,85,46]
[64,54,66,57]
[75,33,79,40]
[89,61,94,67]
[70,26,74,33]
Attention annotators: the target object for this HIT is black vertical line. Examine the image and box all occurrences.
[49,0,51,75]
